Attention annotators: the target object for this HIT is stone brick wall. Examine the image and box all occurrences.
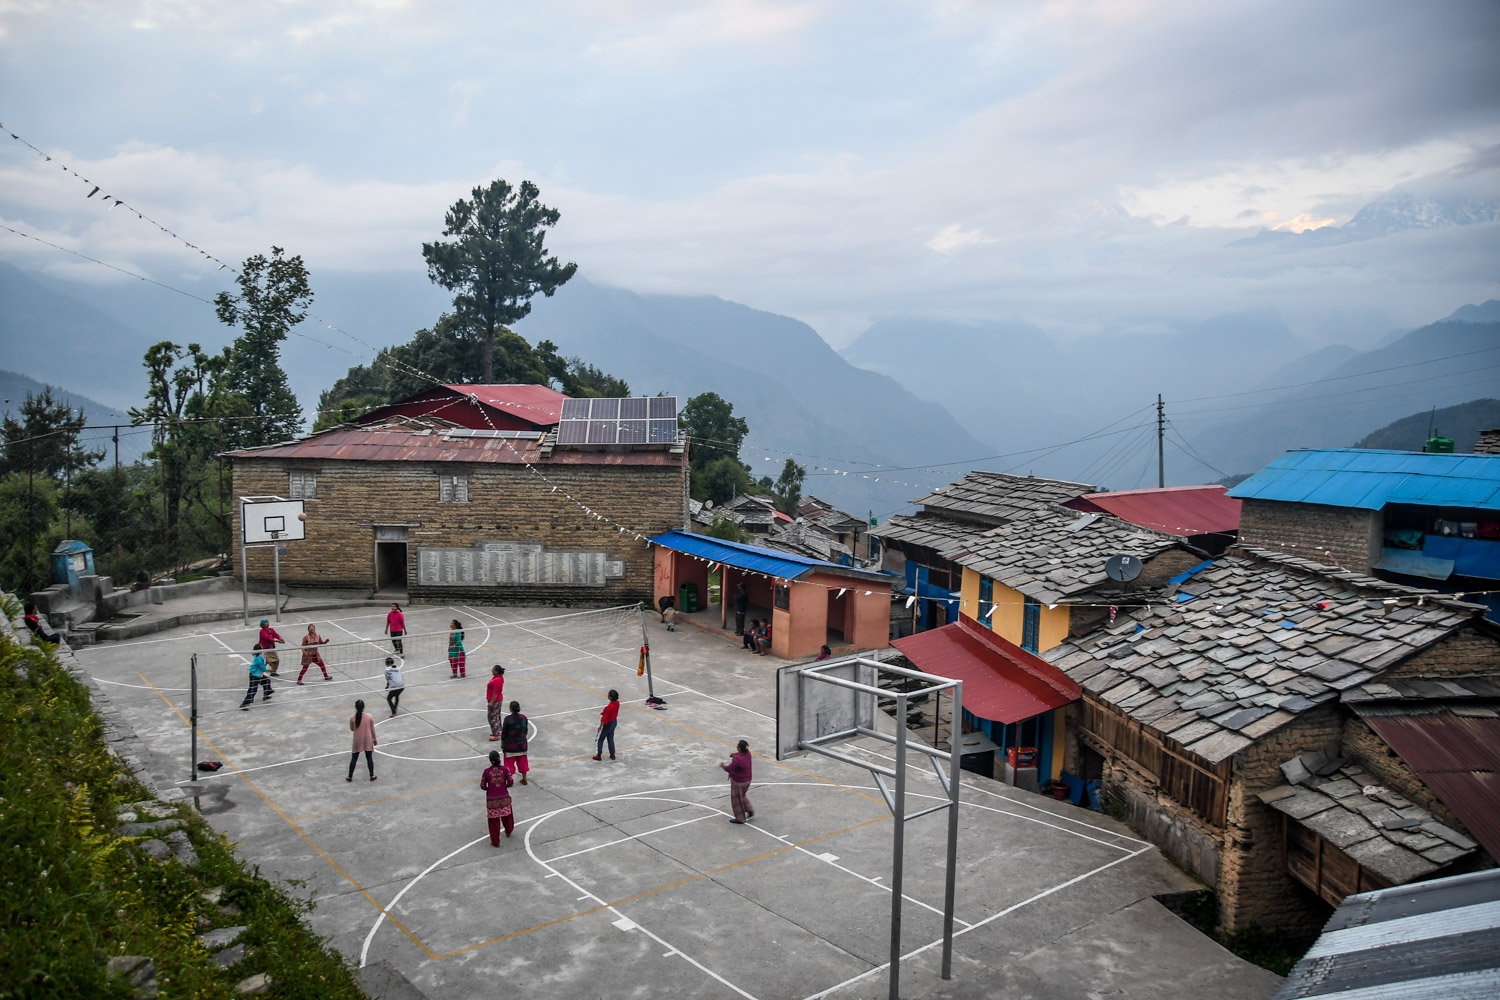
[232,456,687,605]
[1338,715,1464,830]
[1139,548,1208,587]
[1218,705,1343,934]
[1238,499,1381,574]
[1382,627,1500,678]
[1475,429,1500,455]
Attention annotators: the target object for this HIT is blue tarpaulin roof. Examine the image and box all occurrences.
[1373,547,1455,580]
[1228,449,1500,512]
[1423,535,1500,580]
[648,530,890,583]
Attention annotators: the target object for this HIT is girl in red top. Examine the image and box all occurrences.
[384,603,405,654]
[592,689,620,761]
[486,665,506,741]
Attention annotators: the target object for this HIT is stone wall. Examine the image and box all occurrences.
[232,457,687,605]
[1338,714,1464,830]
[1238,499,1381,574]
[1217,705,1343,934]
[1382,627,1500,678]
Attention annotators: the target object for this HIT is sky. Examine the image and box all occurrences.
[1,0,1498,350]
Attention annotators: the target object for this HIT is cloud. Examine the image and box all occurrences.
[925,223,995,255]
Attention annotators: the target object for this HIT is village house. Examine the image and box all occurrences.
[1044,544,1499,935]
[1231,448,1500,619]
[356,382,568,431]
[227,399,688,604]
[796,496,873,563]
[1062,483,1242,555]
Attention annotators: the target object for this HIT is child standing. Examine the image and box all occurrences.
[592,689,620,761]
[297,624,331,683]
[385,603,405,654]
[239,646,274,710]
[486,665,506,740]
[384,656,405,716]
[448,620,466,678]
[502,700,529,784]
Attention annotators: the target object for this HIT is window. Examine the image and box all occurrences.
[979,577,994,622]
[439,473,469,503]
[1021,597,1041,653]
[774,583,790,610]
[288,470,316,499]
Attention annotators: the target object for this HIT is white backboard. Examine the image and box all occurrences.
[241,498,306,544]
[776,656,878,761]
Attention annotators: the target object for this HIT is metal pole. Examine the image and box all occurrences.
[190,654,199,784]
[889,690,908,1000]
[113,427,120,575]
[638,605,665,707]
[27,437,35,592]
[241,536,250,627]
[272,542,282,623]
[940,680,963,978]
[1156,394,1165,489]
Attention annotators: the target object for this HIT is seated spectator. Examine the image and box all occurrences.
[815,644,832,661]
[23,603,60,644]
[742,619,760,652]
[753,621,772,655]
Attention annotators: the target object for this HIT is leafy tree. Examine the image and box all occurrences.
[0,388,104,480]
[215,246,312,447]
[0,472,58,593]
[680,392,751,503]
[772,459,806,515]
[422,179,578,384]
[696,454,752,506]
[701,512,749,544]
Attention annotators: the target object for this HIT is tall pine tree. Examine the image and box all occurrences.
[215,247,311,447]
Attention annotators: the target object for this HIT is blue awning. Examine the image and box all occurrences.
[1423,535,1500,580]
[648,530,890,584]
[1374,547,1454,580]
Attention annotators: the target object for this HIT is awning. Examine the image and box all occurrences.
[1374,546,1455,580]
[892,614,1081,724]
[1362,712,1500,861]
[648,530,889,584]
[1422,535,1500,580]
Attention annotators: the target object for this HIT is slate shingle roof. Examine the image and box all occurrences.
[764,522,852,562]
[1259,750,1478,884]
[909,471,1095,525]
[1044,550,1477,763]
[940,508,1183,605]
[871,512,983,552]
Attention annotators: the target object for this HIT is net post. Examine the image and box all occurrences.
[190,653,199,785]
[940,680,962,978]
[639,604,665,708]
[889,689,908,1000]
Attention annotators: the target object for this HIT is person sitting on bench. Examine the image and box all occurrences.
[23,603,60,644]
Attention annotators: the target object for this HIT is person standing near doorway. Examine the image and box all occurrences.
[385,602,405,654]
[733,581,749,635]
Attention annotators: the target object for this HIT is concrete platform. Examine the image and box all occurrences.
[73,599,1282,1000]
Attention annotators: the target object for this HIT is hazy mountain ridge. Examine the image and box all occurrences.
[1353,399,1500,453]
[1230,191,1500,249]
[0,368,149,463]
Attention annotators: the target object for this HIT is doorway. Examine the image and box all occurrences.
[374,525,409,596]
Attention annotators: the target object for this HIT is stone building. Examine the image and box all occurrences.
[1044,545,1500,935]
[227,416,688,604]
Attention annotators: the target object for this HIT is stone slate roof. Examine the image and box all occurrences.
[1043,549,1477,764]
[764,522,852,563]
[1343,677,1500,716]
[940,508,1182,605]
[798,497,866,531]
[1259,750,1478,884]
[909,471,1095,525]
[871,512,982,553]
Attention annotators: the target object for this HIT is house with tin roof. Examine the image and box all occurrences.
[1044,544,1499,934]
[357,383,569,431]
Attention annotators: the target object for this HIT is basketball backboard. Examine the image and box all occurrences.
[241,497,306,544]
[776,654,879,761]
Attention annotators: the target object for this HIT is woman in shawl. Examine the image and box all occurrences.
[298,623,331,683]
[448,619,466,678]
[480,750,515,844]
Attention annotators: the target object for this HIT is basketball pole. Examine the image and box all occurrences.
[240,535,250,627]
[272,539,282,623]
[889,689,909,1000]
[190,654,199,785]
[940,680,963,979]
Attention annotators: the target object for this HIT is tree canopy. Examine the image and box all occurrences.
[421,179,578,384]
[214,247,312,447]
[772,458,806,515]
[680,392,752,504]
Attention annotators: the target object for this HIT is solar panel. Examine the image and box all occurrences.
[553,396,677,446]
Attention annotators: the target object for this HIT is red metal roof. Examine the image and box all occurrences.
[358,384,567,430]
[226,425,683,467]
[1364,713,1500,860]
[891,615,1081,724]
[1063,485,1241,537]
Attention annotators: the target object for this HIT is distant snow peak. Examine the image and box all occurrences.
[925,223,994,256]
[1271,212,1339,234]
[1229,189,1500,249]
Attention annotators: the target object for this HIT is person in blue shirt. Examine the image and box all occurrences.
[239,644,275,710]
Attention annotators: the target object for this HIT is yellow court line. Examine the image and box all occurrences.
[138,673,440,960]
[288,735,693,821]
[434,813,890,959]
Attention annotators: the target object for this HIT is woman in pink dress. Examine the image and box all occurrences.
[480,750,514,844]
[298,624,331,683]
[384,603,405,654]
[347,699,378,782]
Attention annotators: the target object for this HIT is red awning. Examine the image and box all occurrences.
[892,615,1080,724]
[1064,485,1241,537]
[1364,712,1500,860]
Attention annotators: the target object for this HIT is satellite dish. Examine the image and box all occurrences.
[1104,554,1143,583]
[704,499,714,509]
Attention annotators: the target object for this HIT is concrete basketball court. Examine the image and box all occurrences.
[75,602,1282,1000]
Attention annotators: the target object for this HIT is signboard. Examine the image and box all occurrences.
[417,542,626,588]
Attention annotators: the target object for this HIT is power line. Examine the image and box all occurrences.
[1172,343,1500,405]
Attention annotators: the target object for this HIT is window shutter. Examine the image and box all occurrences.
[455,475,468,502]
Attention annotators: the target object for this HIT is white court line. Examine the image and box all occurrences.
[801,844,1155,1000]
[845,743,1151,849]
[74,608,392,649]
[543,812,718,863]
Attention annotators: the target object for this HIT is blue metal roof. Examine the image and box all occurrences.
[1228,449,1500,512]
[648,531,890,583]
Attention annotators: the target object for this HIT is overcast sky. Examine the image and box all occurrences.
[2,0,1497,348]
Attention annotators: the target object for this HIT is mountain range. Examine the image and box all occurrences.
[1230,191,1500,249]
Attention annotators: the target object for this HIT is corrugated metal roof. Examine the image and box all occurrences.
[1229,449,1500,511]
[440,383,567,423]
[1364,712,1500,860]
[1272,869,1500,1000]
[892,614,1080,724]
[227,425,682,466]
[648,530,891,584]
[1064,484,1242,536]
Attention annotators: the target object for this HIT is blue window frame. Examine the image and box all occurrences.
[1022,597,1041,653]
[979,577,994,622]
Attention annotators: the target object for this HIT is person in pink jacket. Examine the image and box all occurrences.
[384,603,405,655]
[720,739,755,824]
[347,699,378,782]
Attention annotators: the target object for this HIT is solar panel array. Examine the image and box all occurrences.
[556,396,678,446]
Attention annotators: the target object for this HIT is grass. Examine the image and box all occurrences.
[0,629,368,999]
[1157,888,1305,978]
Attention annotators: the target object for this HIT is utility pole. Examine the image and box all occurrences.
[1156,394,1166,489]
[113,427,121,574]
